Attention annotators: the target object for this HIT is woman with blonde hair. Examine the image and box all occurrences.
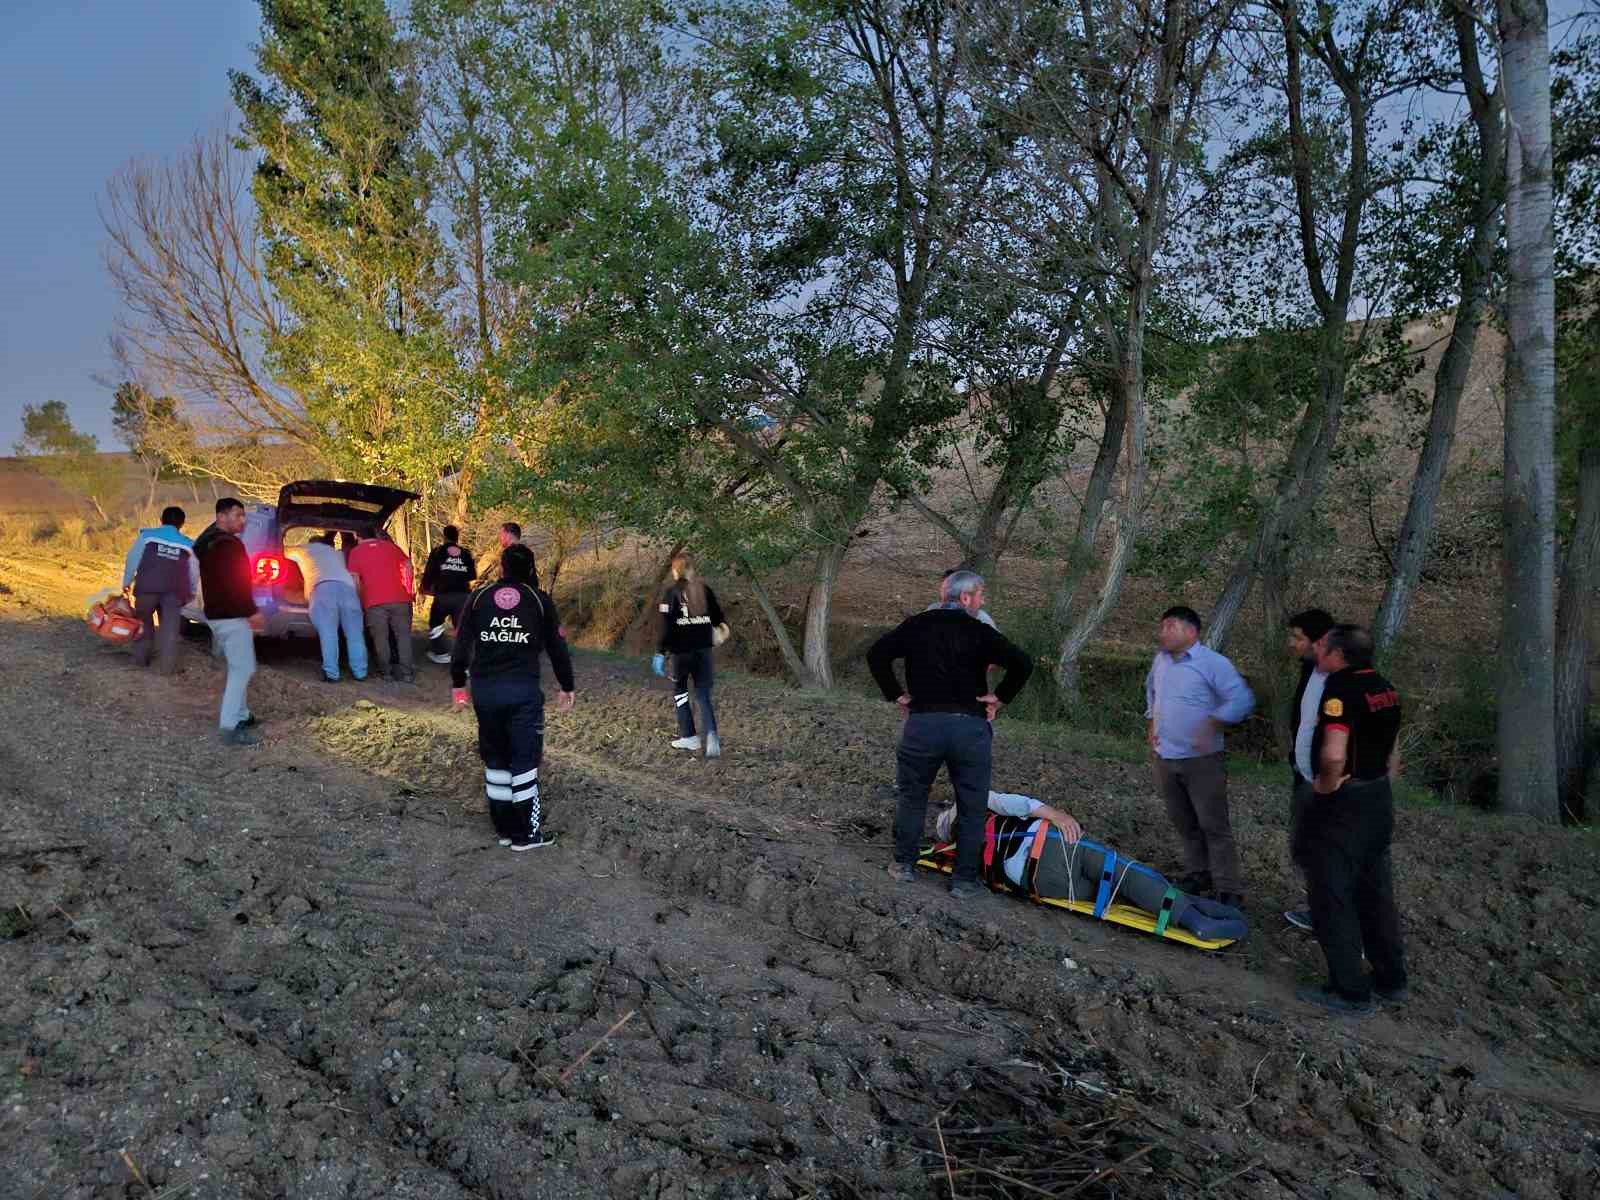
[651,553,729,757]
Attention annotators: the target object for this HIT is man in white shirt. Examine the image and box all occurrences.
[288,532,368,682]
[1284,609,1334,931]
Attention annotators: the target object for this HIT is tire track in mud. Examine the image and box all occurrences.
[5,615,1599,1198]
[305,675,1600,1200]
[0,619,1182,1198]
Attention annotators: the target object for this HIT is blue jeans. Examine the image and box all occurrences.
[310,580,367,679]
[894,712,993,881]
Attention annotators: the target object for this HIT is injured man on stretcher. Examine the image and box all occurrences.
[931,791,1249,943]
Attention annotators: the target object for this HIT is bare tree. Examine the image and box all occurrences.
[968,0,1236,697]
[1497,0,1559,820]
[1372,4,1505,654]
[101,125,328,494]
[1203,0,1409,651]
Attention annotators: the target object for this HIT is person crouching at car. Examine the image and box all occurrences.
[652,553,728,759]
[289,532,368,683]
[450,544,575,852]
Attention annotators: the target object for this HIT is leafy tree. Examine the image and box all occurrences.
[231,0,464,511]
[13,401,124,521]
[111,381,183,511]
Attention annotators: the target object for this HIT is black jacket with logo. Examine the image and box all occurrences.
[657,582,727,654]
[421,542,477,595]
[193,523,257,620]
[450,578,575,692]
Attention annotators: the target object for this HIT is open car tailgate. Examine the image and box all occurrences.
[276,480,421,530]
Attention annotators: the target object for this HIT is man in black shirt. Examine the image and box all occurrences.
[421,525,478,663]
[866,571,1034,898]
[1294,624,1408,1015]
[450,544,575,852]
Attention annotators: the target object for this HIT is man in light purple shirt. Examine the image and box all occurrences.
[1145,605,1255,907]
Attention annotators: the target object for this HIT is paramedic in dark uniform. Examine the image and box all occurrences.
[866,570,1034,899]
[421,524,477,663]
[450,543,574,851]
[121,505,199,675]
[1294,623,1409,1015]
[652,552,728,758]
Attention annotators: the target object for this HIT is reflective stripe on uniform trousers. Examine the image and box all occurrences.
[429,624,447,640]
[510,766,541,826]
[485,767,513,801]
[674,691,690,708]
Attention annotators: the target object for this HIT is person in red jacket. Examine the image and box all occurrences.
[347,527,417,683]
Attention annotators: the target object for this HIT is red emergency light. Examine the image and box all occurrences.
[253,554,284,585]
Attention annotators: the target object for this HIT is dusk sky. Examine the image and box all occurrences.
[0,0,262,453]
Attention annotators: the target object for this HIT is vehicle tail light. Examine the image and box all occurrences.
[253,554,284,585]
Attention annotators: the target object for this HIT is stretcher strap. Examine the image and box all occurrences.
[1092,850,1118,919]
[1153,886,1179,936]
[981,815,997,880]
[1025,821,1051,896]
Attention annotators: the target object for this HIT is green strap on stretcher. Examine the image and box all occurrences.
[1152,885,1179,936]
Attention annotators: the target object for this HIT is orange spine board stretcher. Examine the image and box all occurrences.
[916,838,1238,951]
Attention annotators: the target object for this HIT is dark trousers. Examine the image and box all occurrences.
[1154,752,1241,894]
[670,648,717,738]
[1294,778,1408,1001]
[130,591,182,674]
[427,592,470,656]
[365,601,415,678]
[894,712,993,882]
[473,676,546,842]
[1289,773,1314,892]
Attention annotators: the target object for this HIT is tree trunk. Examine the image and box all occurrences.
[1497,0,1559,821]
[617,540,684,653]
[1057,370,1146,702]
[1373,10,1504,654]
[1371,306,1485,654]
[801,539,850,690]
[1208,1,1372,654]
[740,564,809,685]
[1554,449,1600,822]
[1206,349,1346,652]
[1053,380,1127,627]
[1259,541,1293,758]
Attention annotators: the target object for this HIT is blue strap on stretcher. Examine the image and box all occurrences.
[1092,848,1119,918]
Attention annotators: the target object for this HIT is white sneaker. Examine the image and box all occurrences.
[670,735,703,751]
[427,651,451,664]
[497,837,512,847]
[704,733,721,758]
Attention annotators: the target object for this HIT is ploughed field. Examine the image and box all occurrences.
[0,548,1597,1199]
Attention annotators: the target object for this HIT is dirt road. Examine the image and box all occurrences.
[1,550,1596,1199]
